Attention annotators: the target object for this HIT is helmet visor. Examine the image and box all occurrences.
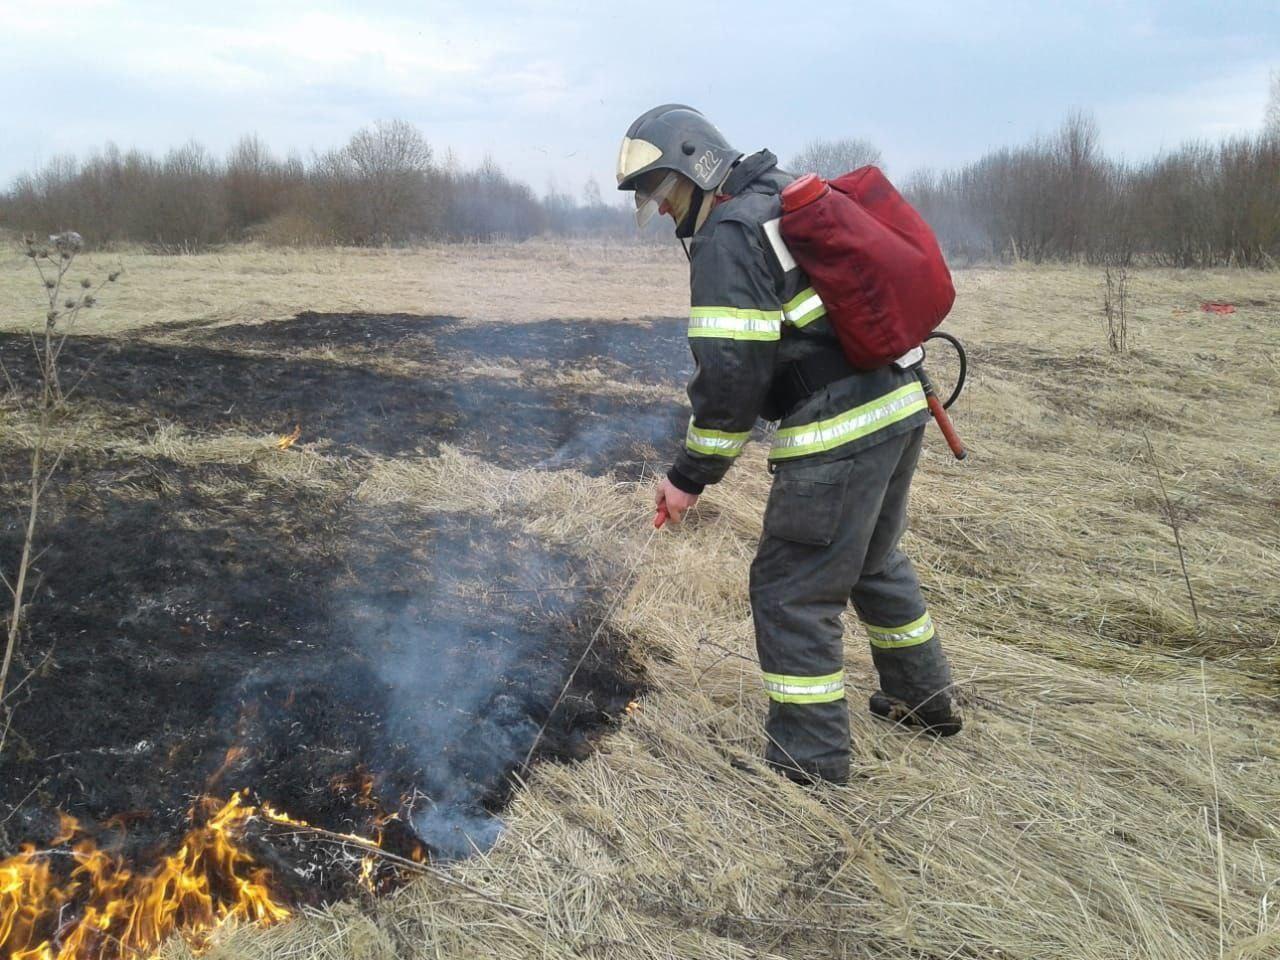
[634,171,681,228]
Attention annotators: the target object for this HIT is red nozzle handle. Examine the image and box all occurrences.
[926,394,967,460]
[654,502,670,529]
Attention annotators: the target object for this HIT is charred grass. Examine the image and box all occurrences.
[0,301,677,940]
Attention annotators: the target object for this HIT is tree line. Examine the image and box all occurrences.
[3,112,1277,266]
[789,109,1279,268]
[0,120,631,249]
[899,111,1279,268]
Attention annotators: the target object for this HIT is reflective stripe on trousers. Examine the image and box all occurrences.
[865,612,936,649]
[762,670,845,704]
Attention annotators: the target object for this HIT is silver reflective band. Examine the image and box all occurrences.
[784,293,822,321]
[687,307,782,342]
[761,670,846,704]
[782,288,826,328]
[764,678,844,696]
[686,420,749,457]
[688,316,781,337]
[770,383,927,459]
[866,612,936,648]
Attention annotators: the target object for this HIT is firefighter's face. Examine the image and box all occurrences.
[661,177,696,224]
[636,170,695,225]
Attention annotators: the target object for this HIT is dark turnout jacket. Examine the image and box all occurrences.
[667,150,929,494]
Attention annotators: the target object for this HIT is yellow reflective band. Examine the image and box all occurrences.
[769,383,927,460]
[688,306,783,342]
[783,287,827,328]
[686,419,750,457]
[762,670,845,704]
[865,612,936,649]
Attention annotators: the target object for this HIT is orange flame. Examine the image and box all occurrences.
[274,426,301,450]
[358,855,377,893]
[0,792,290,960]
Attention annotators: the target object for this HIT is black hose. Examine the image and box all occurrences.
[924,331,967,409]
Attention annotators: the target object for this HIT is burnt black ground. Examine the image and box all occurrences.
[201,312,693,386]
[0,328,688,471]
[0,312,688,908]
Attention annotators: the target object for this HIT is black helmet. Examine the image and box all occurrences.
[616,104,740,193]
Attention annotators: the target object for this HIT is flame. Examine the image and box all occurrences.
[358,855,377,893]
[0,792,290,960]
[274,425,301,450]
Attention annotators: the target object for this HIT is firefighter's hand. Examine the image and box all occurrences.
[655,477,699,525]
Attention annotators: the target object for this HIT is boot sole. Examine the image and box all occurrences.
[869,694,962,738]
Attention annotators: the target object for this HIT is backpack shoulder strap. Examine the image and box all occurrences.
[762,217,797,272]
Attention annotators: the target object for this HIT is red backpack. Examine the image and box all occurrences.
[779,167,954,370]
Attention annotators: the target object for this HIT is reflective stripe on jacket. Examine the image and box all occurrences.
[669,150,929,491]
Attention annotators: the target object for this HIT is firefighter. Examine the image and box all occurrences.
[616,105,961,785]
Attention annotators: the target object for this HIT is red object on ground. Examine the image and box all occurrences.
[780,166,956,369]
[1201,302,1236,314]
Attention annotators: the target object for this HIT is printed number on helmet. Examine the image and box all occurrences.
[694,151,723,183]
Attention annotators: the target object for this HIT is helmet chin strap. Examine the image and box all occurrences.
[674,167,733,257]
[674,187,720,261]
[674,186,705,239]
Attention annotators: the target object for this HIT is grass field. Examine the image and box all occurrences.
[1,241,1278,959]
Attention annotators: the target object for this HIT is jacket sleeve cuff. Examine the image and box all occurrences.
[667,466,706,496]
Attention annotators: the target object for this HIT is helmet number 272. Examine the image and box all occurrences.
[694,151,723,184]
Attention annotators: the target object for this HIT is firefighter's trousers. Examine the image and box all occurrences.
[749,426,953,782]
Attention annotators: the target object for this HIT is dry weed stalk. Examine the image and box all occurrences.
[0,233,120,751]
[1142,430,1200,630]
[1103,261,1130,353]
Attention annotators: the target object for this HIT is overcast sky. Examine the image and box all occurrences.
[4,0,1276,200]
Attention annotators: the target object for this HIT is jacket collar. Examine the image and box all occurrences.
[719,149,778,198]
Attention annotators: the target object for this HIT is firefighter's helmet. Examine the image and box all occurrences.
[616,105,739,195]
[617,105,741,233]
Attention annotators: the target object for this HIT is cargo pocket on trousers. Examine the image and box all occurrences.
[762,459,853,547]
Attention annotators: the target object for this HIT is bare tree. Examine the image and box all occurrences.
[1266,69,1280,140]
[225,134,292,234]
[789,137,884,178]
[340,119,436,241]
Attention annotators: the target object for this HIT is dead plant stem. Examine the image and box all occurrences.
[1202,661,1227,959]
[0,406,44,713]
[1142,430,1200,628]
[1,239,111,737]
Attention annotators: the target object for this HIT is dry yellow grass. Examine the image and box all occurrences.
[2,243,1277,958]
[0,240,690,333]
